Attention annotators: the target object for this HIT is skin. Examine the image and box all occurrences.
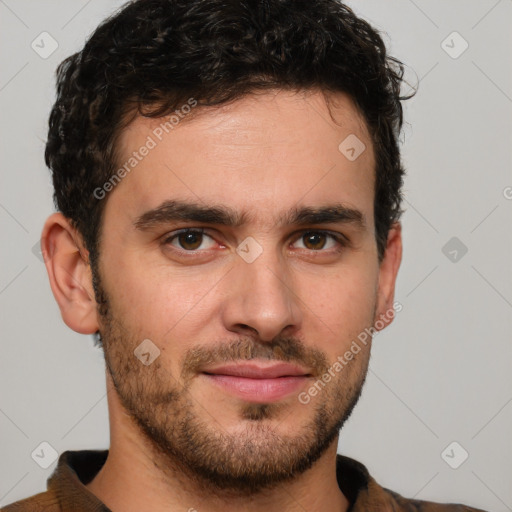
[42,88,402,512]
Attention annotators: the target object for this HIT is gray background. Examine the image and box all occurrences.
[1,1,511,510]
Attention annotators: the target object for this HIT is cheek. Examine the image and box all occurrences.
[101,253,220,340]
[301,264,378,349]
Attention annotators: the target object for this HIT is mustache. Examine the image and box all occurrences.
[179,336,330,381]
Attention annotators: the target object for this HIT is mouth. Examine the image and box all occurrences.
[201,361,313,403]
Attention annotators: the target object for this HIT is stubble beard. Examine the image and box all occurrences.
[93,269,372,497]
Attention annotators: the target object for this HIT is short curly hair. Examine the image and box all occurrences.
[45,0,412,268]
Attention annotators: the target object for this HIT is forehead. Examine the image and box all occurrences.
[108,89,375,229]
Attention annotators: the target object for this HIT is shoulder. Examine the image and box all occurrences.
[336,454,488,512]
[1,489,61,511]
[380,485,489,511]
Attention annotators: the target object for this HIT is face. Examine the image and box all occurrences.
[91,89,398,494]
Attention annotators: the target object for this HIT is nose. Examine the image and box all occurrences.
[220,244,302,342]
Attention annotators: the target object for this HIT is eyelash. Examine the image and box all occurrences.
[161,228,349,256]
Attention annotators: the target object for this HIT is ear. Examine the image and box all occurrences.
[374,221,402,332]
[41,213,99,334]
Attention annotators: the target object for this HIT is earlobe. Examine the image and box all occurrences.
[41,213,99,335]
[374,221,403,331]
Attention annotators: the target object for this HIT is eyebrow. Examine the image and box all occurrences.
[134,199,367,231]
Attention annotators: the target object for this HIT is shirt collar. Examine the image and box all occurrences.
[47,450,111,511]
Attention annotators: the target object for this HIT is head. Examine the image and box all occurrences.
[42,0,409,497]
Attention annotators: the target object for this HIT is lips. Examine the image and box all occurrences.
[201,362,312,402]
[202,362,312,379]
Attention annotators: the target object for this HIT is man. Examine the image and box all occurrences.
[3,0,487,510]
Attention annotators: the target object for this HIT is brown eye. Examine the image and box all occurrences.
[177,231,203,250]
[303,232,327,250]
[294,231,343,251]
[164,229,215,251]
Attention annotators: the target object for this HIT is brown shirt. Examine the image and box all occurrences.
[2,450,487,511]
